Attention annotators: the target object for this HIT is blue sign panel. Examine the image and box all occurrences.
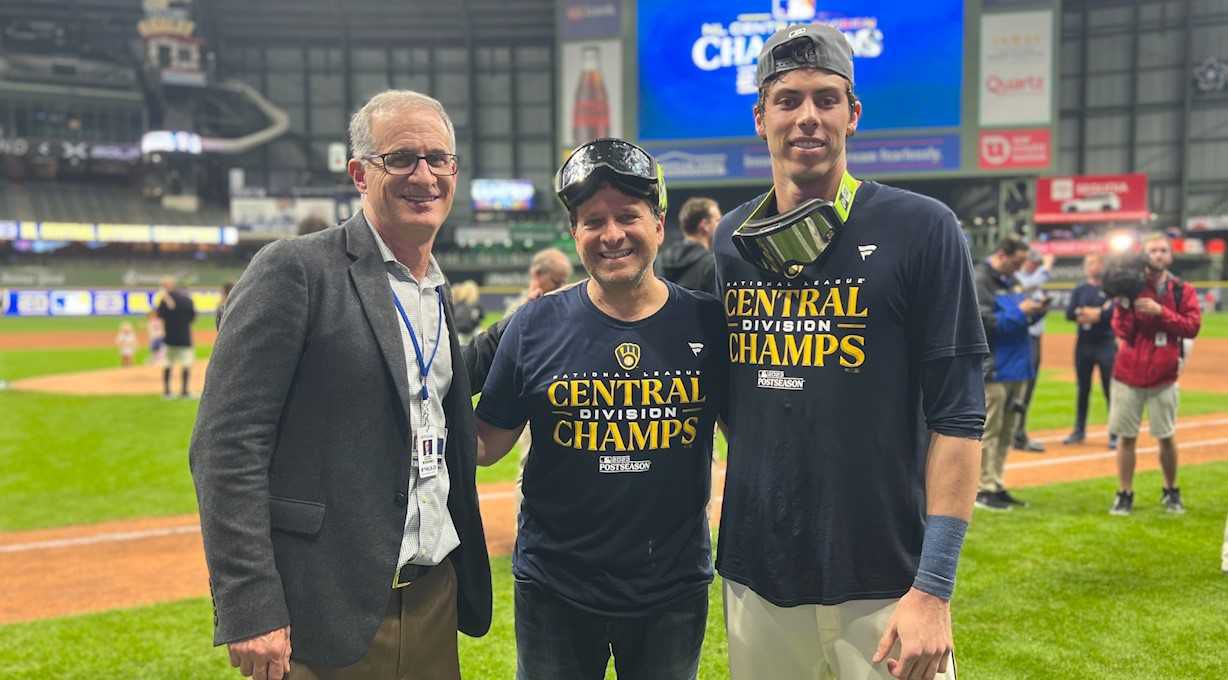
[847,134,961,174]
[561,0,622,41]
[647,134,959,182]
[637,0,964,140]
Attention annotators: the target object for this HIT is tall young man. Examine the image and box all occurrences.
[475,139,727,679]
[712,25,987,680]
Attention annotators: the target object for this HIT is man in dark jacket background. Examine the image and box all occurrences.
[975,235,1049,511]
[1063,252,1117,448]
[654,196,720,295]
[1107,233,1201,515]
[156,276,196,398]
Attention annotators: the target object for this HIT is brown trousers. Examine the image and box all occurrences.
[291,559,460,680]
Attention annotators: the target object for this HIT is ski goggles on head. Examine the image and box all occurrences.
[733,195,842,279]
[555,138,667,214]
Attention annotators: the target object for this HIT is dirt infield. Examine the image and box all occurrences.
[2,328,1227,625]
[4,418,1228,625]
[1042,333,1228,394]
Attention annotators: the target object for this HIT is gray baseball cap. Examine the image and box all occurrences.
[755,23,855,88]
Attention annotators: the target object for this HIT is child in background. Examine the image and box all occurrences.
[116,321,137,367]
[146,312,167,367]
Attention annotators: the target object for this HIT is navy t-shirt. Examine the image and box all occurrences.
[476,280,727,615]
[713,181,988,606]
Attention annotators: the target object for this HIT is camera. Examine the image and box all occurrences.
[1101,253,1149,299]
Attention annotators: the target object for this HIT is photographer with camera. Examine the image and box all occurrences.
[975,235,1050,511]
[1106,233,1201,515]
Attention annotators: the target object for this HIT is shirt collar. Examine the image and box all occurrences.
[366,218,447,288]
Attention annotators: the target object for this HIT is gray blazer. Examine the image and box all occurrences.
[189,213,492,666]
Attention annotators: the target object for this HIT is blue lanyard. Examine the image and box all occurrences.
[391,288,444,402]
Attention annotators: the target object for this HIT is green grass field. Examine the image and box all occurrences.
[1046,309,1228,338]
[2,465,1226,679]
[3,313,1227,678]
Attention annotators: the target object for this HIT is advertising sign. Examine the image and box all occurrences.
[646,133,960,182]
[560,39,623,150]
[560,0,621,41]
[847,134,961,174]
[1035,173,1149,224]
[978,129,1051,170]
[637,0,964,140]
[979,10,1053,126]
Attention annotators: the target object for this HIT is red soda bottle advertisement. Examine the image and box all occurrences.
[572,45,610,145]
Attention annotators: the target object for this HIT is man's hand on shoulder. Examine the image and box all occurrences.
[872,588,952,680]
[228,625,291,680]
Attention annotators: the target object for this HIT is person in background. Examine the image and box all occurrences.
[146,310,166,367]
[654,196,720,295]
[116,321,137,367]
[504,247,574,317]
[1107,233,1201,516]
[1063,253,1117,448]
[976,236,1049,511]
[1012,249,1055,453]
[156,277,196,399]
[216,281,234,331]
[451,280,484,345]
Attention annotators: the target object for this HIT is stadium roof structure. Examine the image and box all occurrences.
[200,0,554,45]
[1,0,554,49]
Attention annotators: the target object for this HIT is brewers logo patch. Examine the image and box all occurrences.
[615,342,641,370]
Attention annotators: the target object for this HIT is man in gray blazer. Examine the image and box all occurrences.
[190,90,491,680]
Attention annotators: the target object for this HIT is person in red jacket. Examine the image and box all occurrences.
[1107,233,1201,516]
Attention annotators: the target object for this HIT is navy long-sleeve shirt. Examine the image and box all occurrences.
[1065,281,1114,346]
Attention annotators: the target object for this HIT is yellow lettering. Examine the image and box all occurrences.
[681,417,699,445]
[690,376,704,403]
[592,379,615,406]
[799,289,821,317]
[617,380,636,406]
[818,288,846,317]
[754,289,777,317]
[600,424,626,452]
[760,334,782,366]
[662,419,683,445]
[840,335,866,367]
[569,380,590,407]
[547,381,568,407]
[573,421,599,451]
[643,379,664,406]
[736,288,755,317]
[846,286,869,317]
[552,420,573,447]
[724,289,739,317]
[816,334,839,366]
[784,334,813,366]
[627,420,658,450]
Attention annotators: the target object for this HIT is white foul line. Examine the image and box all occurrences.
[1007,437,1228,470]
[5,423,1228,554]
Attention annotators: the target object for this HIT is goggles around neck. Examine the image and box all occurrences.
[555,138,667,214]
[732,172,859,278]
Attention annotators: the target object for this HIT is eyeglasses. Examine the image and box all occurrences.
[365,150,459,176]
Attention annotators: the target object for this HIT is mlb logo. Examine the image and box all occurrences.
[772,0,817,21]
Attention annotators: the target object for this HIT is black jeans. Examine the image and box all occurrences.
[1014,335,1043,441]
[1073,341,1116,434]
[514,579,708,680]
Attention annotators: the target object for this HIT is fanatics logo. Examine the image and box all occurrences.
[688,342,704,357]
[858,244,878,260]
[599,455,652,473]
[756,369,805,391]
[615,342,641,370]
